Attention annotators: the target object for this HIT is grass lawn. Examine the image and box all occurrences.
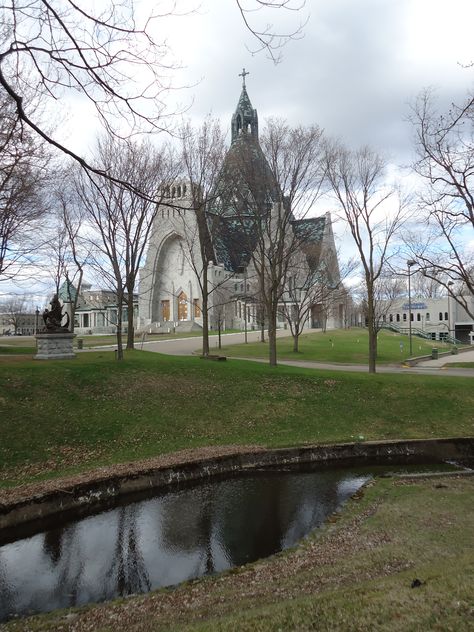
[0,345,34,354]
[1,351,473,632]
[4,475,473,632]
[0,329,239,353]
[0,350,473,487]
[221,328,456,364]
[448,362,474,368]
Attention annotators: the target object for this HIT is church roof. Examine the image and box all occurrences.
[206,79,281,270]
[58,279,78,303]
[291,216,327,272]
[208,213,258,271]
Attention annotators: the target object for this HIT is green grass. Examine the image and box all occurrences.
[1,350,473,631]
[0,345,34,354]
[1,350,473,486]
[448,362,474,368]
[221,328,456,364]
[0,330,239,351]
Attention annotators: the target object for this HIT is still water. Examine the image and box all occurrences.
[0,468,370,621]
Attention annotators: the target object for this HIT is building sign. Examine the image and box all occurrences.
[402,302,428,310]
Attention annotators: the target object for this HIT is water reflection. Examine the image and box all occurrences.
[0,468,369,622]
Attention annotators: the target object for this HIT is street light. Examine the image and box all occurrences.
[447,281,454,341]
[238,264,248,344]
[35,307,40,334]
[407,260,417,356]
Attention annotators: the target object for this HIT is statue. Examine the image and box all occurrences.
[42,294,70,332]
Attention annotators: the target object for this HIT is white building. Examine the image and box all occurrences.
[59,281,138,335]
[376,295,474,344]
[139,80,347,334]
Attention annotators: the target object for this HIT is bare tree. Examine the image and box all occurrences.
[357,275,405,333]
[218,119,326,365]
[281,251,356,352]
[76,136,176,358]
[38,175,87,332]
[259,120,326,364]
[325,143,409,373]
[0,2,306,192]
[0,295,31,334]
[178,118,227,356]
[0,2,181,193]
[408,88,474,317]
[235,0,307,62]
[0,91,49,282]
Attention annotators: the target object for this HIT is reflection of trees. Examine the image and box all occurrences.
[0,468,368,622]
[102,505,150,598]
[0,551,15,622]
[161,485,217,577]
[43,527,65,565]
[161,472,346,573]
[217,476,288,565]
[44,523,84,610]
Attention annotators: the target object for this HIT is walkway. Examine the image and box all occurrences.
[140,331,474,378]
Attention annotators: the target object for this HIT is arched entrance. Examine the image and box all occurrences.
[178,291,188,321]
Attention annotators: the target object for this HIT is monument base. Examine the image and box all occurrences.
[35,333,76,360]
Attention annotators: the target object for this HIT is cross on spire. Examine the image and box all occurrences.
[239,67,249,87]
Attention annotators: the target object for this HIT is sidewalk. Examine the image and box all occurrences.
[415,348,474,368]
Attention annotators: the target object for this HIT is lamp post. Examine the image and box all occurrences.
[407,260,417,356]
[238,264,248,344]
[447,281,454,341]
[35,307,39,334]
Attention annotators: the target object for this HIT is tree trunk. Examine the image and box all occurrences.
[201,266,209,357]
[126,290,135,350]
[116,301,124,361]
[268,298,278,366]
[367,286,377,373]
[293,332,299,353]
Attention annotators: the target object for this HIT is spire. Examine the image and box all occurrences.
[231,69,259,143]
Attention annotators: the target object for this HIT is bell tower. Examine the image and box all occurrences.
[231,68,259,143]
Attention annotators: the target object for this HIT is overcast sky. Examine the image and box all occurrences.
[156,0,473,167]
[61,0,474,170]
[6,0,474,299]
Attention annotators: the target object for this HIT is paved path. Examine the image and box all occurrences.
[138,329,291,356]
[139,330,474,378]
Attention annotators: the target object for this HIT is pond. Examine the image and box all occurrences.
[0,463,459,622]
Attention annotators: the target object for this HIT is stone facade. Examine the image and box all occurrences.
[34,333,76,360]
[139,82,348,334]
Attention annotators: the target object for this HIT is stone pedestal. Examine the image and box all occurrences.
[35,333,76,360]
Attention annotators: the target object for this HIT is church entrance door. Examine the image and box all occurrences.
[178,291,188,321]
[161,300,170,321]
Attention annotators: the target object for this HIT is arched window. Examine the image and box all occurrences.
[396,313,400,322]
[444,312,448,320]
[403,313,407,321]
[439,312,443,320]
[389,314,393,322]
[417,313,421,322]
[426,313,430,321]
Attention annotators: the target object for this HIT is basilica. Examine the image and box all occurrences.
[138,79,346,334]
